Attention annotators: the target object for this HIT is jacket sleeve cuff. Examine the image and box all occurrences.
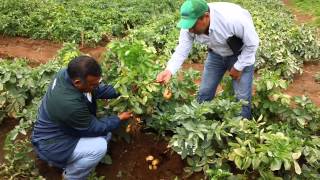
[102,115,121,130]
[166,66,177,75]
[233,61,245,71]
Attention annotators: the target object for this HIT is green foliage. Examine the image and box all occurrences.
[168,99,243,176]
[177,104,320,178]
[0,59,60,123]
[292,0,320,27]
[102,39,200,120]
[147,69,200,135]
[88,168,106,180]
[0,58,61,179]
[132,0,320,79]
[256,132,303,174]
[102,40,162,115]
[206,168,233,180]
[230,0,320,79]
[0,60,32,122]
[0,139,44,179]
[0,0,181,44]
[163,69,320,178]
[285,96,320,132]
[303,136,320,170]
[315,71,320,83]
[127,13,179,54]
[127,13,207,64]
[253,69,290,119]
[254,69,320,133]
[57,42,81,66]
[0,98,45,178]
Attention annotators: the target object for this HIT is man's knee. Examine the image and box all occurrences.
[78,137,108,165]
[233,83,251,100]
[92,137,108,158]
[76,138,108,169]
[235,92,250,101]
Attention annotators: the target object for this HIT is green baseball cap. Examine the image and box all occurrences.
[177,0,209,29]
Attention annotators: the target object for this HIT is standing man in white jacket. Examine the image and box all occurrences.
[156,0,259,119]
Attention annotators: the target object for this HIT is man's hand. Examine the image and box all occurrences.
[118,112,133,121]
[229,67,242,81]
[156,70,172,84]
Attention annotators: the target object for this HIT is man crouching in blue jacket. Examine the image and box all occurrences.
[32,55,132,179]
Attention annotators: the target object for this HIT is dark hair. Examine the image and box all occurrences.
[67,55,102,82]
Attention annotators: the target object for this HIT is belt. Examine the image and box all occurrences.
[208,48,241,56]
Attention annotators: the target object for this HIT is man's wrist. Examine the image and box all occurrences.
[233,63,243,71]
[165,68,173,75]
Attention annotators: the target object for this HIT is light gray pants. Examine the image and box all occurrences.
[63,133,112,180]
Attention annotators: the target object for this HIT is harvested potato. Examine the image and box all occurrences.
[135,117,141,123]
[126,124,131,133]
[163,88,172,100]
[152,159,159,166]
[152,165,157,170]
[145,155,154,162]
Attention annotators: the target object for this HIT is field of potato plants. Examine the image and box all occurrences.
[0,0,320,179]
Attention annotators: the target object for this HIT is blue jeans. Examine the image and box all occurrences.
[63,133,112,180]
[197,51,254,119]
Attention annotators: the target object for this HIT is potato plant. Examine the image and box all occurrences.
[0,59,60,123]
[127,13,208,64]
[101,39,201,119]
[0,60,32,122]
[0,0,182,44]
[101,40,163,115]
[0,61,60,178]
[168,92,320,178]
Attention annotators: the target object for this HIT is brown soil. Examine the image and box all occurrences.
[34,131,203,180]
[284,63,320,106]
[0,35,62,64]
[282,0,316,24]
[281,0,320,105]
[0,36,106,64]
[80,46,106,61]
[96,132,202,180]
[183,63,204,72]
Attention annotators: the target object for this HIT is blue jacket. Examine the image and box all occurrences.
[31,69,121,168]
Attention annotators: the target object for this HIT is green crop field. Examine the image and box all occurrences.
[0,0,319,179]
[292,0,320,26]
